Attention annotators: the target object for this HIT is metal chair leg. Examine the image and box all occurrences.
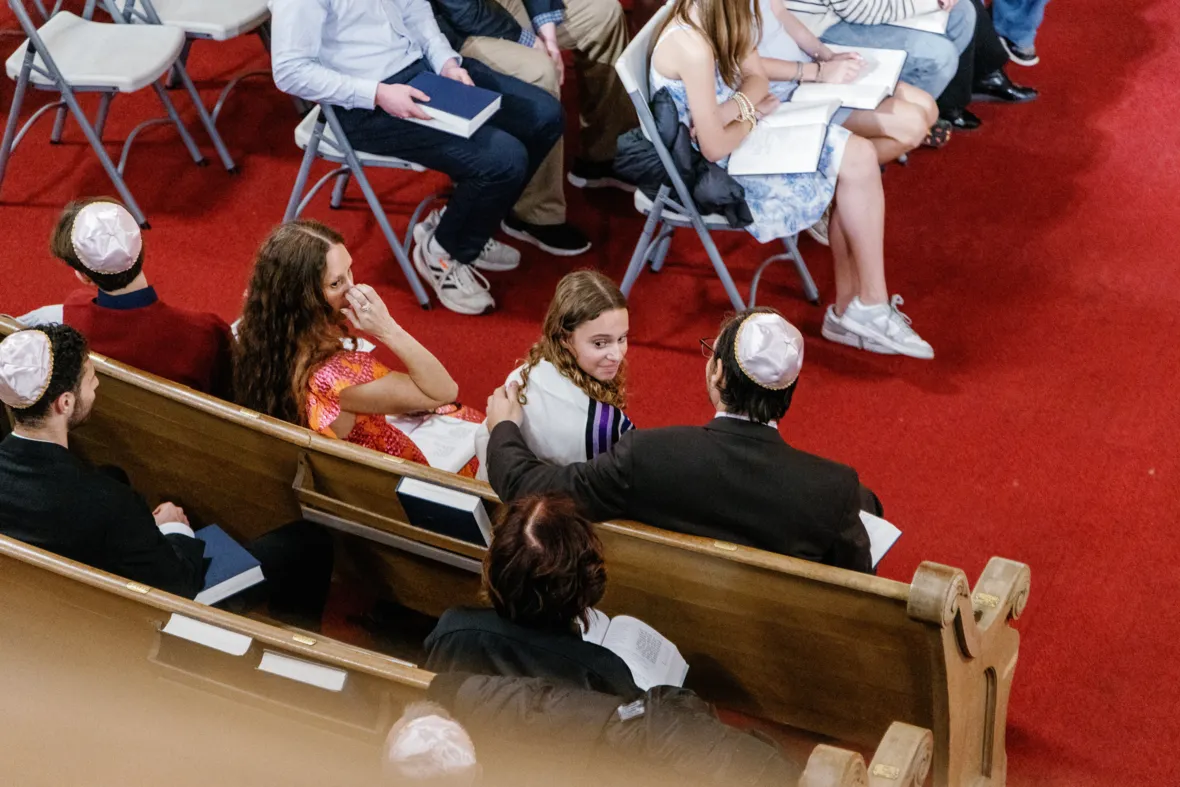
[692,220,746,311]
[60,82,149,226]
[620,186,667,298]
[284,122,323,221]
[329,170,351,209]
[93,93,114,139]
[782,235,820,305]
[649,228,673,273]
[0,66,32,190]
[49,103,67,143]
[151,81,206,165]
[172,61,237,172]
[322,109,431,308]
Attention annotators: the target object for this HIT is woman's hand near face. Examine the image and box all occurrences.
[342,284,400,342]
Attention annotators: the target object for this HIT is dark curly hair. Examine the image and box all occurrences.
[711,307,797,425]
[50,197,145,292]
[8,324,89,426]
[232,220,347,425]
[483,494,606,633]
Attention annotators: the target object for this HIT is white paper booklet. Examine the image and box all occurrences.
[728,122,829,176]
[385,413,480,473]
[760,99,841,128]
[860,510,903,568]
[889,8,949,34]
[582,609,689,690]
[790,45,908,110]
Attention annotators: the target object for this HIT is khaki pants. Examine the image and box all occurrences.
[460,0,635,225]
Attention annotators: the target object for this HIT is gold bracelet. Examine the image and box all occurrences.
[732,91,756,126]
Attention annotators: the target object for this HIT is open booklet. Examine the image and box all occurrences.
[861,510,903,568]
[727,100,839,175]
[790,45,908,110]
[889,8,950,34]
[581,609,689,691]
[385,413,480,473]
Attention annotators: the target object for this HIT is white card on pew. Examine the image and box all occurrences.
[386,413,479,473]
[162,613,253,656]
[889,8,949,33]
[257,651,347,692]
[861,510,902,568]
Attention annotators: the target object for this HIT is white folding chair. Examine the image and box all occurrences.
[614,2,820,310]
[284,104,444,310]
[0,0,233,227]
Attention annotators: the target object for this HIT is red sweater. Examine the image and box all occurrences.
[63,287,233,397]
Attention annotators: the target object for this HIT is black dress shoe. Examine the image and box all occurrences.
[972,69,1039,103]
[940,108,982,131]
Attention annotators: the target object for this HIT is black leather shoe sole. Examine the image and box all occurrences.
[971,88,1039,103]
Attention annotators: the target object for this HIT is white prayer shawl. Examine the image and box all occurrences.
[475,359,634,481]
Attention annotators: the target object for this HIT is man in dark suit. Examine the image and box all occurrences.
[0,324,205,597]
[0,325,334,622]
[485,308,876,572]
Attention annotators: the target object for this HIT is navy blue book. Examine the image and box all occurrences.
[406,72,502,138]
[193,525,264,605]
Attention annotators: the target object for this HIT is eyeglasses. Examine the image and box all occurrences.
[699,338,715,359]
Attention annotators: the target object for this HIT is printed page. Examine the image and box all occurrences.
[889,8,949,33]
[822,45,907,91]
[761,100,840,129]
[580,608,611,646]
[386,414,479,473]
[601,616,689,690]
[860,510,903,568]
[728,124,827,176]
[790,82,889,110]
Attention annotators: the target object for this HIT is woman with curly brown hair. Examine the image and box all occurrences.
[424,493,639,697]
[233,220,482,475]
[475,270,633,479]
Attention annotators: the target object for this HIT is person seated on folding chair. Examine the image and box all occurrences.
[427,0,638,257]
[17,199,233,397]
[648,0,933,357]
[485,308,881,573]
[757,0,944,158]
[233,220,485,476]
[270,0,566,316]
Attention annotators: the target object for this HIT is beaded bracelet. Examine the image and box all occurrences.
[732,90,757,128]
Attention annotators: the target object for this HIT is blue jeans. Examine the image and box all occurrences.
[820,0,976,101]
[334,58,563,265]
[991,0,1050,47]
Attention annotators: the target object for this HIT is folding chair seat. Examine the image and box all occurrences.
[613,1,820,310]
[284,104,441,309]
[0,0,235,226]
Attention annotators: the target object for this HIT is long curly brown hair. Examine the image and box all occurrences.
[232,220,347,425]
[518,270,629,410]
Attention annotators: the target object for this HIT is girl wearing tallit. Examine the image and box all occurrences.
[475,271,633,480]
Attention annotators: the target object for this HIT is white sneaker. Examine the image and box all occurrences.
[821,305,896,354]
[805,206,831,247]
[412,237,495,315]
[836,295,934,359]
[413,210,520,272]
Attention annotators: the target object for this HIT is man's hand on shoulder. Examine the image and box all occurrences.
[440,59,475,86]
[486,382,524,431]
[376,83,433,120]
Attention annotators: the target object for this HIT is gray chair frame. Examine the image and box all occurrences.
[0,0,234,227]
[615,3,820,310]
[283,104,441,310]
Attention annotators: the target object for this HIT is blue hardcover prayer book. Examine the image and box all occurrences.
[405,72,502,138]
[193,525,264,605]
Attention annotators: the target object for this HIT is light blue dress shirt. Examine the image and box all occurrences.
[270,0,462,110]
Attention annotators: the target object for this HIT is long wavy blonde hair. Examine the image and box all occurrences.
[662,0,763,88]
[518,271,629,410]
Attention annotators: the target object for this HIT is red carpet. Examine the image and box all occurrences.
[2,1,1177,783]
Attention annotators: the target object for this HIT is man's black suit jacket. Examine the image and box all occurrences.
[0,434,206,597]
[488,416,875,572]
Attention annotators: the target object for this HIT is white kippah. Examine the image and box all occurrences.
[71,202,142,274]
[734,312,804,390]
[0,330,54,409]
[387,714,478,779]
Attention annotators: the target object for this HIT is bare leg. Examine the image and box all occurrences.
[831,135,888,306]
[894,81,939,127]
[828,207,859,313]
[843,98,928,164]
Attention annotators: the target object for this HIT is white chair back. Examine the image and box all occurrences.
[614,1,674,103]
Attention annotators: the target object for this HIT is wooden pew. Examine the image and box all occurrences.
[0,533,930,787]
[0,315,1029,786]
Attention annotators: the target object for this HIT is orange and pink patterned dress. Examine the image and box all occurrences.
[305,351,482,477]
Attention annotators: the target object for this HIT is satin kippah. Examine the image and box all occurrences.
[734,312,804,390]
[70,202,142,274]
[0,330,54,409]
[387,715,477,778]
